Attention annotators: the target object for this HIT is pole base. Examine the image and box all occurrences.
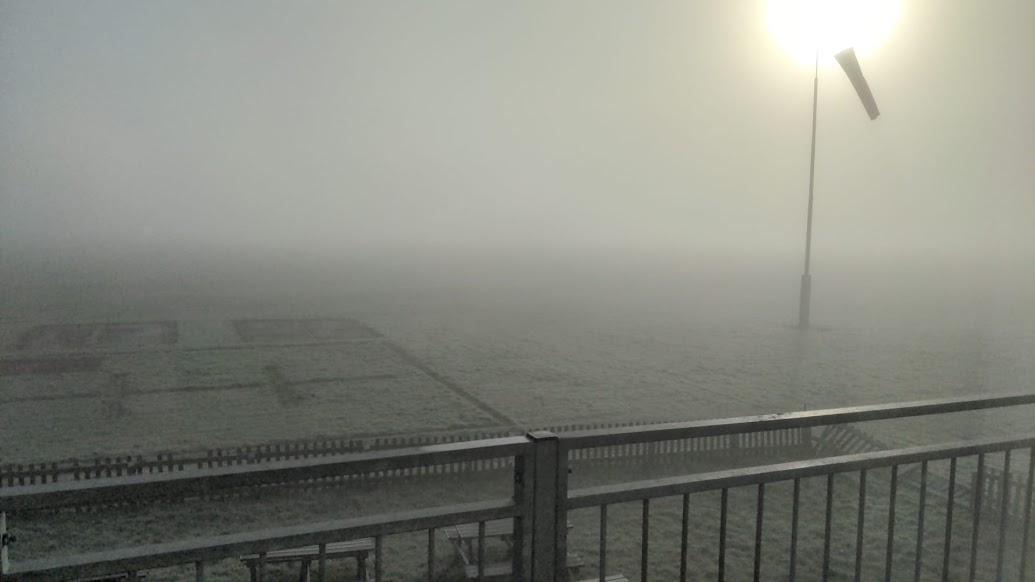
[798,274,812,329]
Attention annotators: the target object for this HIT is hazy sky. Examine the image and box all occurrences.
[1,1,1032,262]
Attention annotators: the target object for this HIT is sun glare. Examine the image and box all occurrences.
[766,0,900,66]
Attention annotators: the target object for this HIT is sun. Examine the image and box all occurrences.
[766,0,900,66]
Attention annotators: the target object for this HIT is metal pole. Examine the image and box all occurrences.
[799,50,820,329]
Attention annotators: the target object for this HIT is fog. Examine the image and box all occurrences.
[1,1,1031,256]
[0,1,1032,332]
[3,6,1035,579]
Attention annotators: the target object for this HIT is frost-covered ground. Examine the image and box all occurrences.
[3,311,1032,463]
[0,329,501,461]
[1,248,1032,461]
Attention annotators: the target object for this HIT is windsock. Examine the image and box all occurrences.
[834,47,880,120]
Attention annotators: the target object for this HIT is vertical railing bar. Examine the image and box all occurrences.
[995,449,1012,582]
[375,534,384,582]
[680,493,690,582]
[719,487,729,582]
[1019,446,1035,582]
[855,468,868,582]
[427,528,435,582]
[914,460,928,582]
[790,477,801,581]
[317,542,326,582]
[754,482,765,582]
[885,464,899,582]
[194,560,204,582]
[478,520,486,579]
[823,473,834,582]
[641,498,650,582]
[600,504,608,582]
[942,456,957,582]
[968,453,985,582]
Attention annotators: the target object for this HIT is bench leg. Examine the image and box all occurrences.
[248,563,258,582]
[357,555,367,581]
[299,559,311,582]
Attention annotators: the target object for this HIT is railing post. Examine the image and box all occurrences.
[512,448,530,582]
[555,441,570,582]
[1,511,9,578]
[528,431,567,582]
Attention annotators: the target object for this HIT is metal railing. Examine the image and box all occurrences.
[541,393,1035,582]
[1,436,536,581]
[567,435,1035,582]
[2,391,1034,582]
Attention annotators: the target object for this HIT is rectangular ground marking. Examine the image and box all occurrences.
[263,364,310,407]
[13,324,99,351]
[0,355,104,376]
[304,318,382,340]
[233,318,382,343]
[13,322,177,351]
[96,322,178,348]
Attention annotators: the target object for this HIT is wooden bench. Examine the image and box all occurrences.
[240,539,374,582]
[450,529,585,582]
[574,575,629,582]
[460,554,585,580]
[443,518,517,558]
[444,518,583,579]
[443,518,573,556]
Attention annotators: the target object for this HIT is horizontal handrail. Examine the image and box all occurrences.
[568,433,1035,508]
[4,498,517,581]
[0,437,529,512]
[561,391,1035,449]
